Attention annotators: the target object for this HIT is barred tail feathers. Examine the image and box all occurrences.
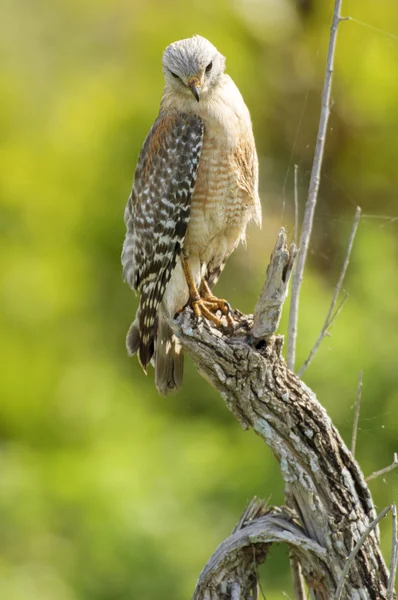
[138,286,158,370]
[155,306,184,396]
[125,283,158,371]
[126,307,141,357]
[125,305,156,372]
[126,301,183,394]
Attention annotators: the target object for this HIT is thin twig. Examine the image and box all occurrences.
[326,292,348,328]
[298,206,361,377]
[387,503,398,599]
[286,0,344,372]
[351,370,363,456]
[290,553,306,600]
[294,164,299,247]
[366,453,398,482]
[334,505,392,600]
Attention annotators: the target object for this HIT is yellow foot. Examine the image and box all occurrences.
[191,298,223,326]
[199,281,234,325]
[193,296,233,327]
[180,257,233,326]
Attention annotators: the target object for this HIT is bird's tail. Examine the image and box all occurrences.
[126,305,154,370]
[155,306,184,396]
[126,304,184,396]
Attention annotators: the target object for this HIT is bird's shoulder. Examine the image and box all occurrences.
[134,110,204,187]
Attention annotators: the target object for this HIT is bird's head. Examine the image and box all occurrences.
[162,35,226,102]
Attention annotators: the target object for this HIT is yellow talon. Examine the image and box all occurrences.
[181,254,233,327]
[192,299,223,326]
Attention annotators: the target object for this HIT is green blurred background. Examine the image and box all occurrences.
[0,0,397,598]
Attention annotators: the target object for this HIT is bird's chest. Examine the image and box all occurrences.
[186,124,251,255]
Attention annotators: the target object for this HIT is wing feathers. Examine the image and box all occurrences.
[122,110,204,369]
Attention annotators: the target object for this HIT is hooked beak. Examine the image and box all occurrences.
[187,76,200,102]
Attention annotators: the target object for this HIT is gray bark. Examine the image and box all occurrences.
[171,229,394,600]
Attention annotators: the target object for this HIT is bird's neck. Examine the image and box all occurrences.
[160,75,248,125]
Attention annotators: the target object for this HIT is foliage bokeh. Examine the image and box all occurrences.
[0,0,397,598]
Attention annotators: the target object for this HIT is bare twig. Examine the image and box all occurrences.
[286,0,344,372]
[290,553,306,600]
[298,206,361,377]
[366,453,398,482]
[388,503,397,599]
[294,164,299,247]
[334,505,391,600]
[351,370,363,456]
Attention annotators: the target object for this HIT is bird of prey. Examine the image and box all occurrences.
[122,35,261,395]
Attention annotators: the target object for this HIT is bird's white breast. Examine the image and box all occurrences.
[160,74,261,316]
[185,75,260,265]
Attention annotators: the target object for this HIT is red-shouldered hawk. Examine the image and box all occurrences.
[122,35,261,395]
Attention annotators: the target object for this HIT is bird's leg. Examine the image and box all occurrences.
[199,279,234,326]
[181,254,223,326]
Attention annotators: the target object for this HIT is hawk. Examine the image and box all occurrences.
[122,35,261,395]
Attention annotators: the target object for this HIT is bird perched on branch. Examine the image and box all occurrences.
[122,35,261,395]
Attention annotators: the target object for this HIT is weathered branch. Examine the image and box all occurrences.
[252,228,296,341]
[171,230,393,599]
[193,500,328,600]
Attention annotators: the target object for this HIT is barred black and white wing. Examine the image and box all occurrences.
[122,110,204,370]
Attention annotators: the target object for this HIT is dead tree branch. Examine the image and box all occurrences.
[193,500,328,600]
[171,230,393,600]
[252,228,296,341]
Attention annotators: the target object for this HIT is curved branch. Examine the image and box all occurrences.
[171,230,392,599]
[193,500,329,600]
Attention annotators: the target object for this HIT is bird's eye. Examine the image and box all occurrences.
[170,71,180,79]
[205,62,213,74]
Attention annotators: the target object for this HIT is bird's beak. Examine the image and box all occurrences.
[188,76,201,102]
